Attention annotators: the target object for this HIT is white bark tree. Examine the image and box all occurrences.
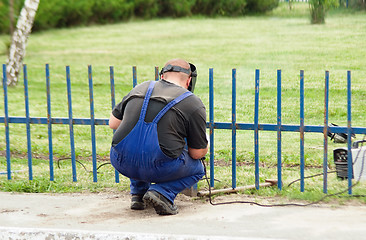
[6,0,40,86]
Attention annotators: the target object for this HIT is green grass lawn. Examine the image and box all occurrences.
[0,3,365,202]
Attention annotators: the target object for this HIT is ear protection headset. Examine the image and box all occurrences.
[159,63,197,93]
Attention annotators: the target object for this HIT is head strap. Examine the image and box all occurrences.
[159,64,192,76]
[159,62,198,93]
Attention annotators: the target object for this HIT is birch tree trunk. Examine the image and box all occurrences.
[6,0,40,86]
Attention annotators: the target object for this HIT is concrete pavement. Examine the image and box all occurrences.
[0,192,365,240]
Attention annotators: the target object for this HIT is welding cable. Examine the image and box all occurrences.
[287,171,337,188]
[200,159,321,207]
[200,148,366,207]
[56,157,112,173]
[56,157,88,172]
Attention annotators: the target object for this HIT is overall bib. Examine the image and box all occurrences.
[110,81,205,203]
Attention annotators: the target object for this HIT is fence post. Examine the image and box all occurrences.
[254,69,260,189]
[88,65,98,182]
[323,71,329,193]
[277,69,282,190]
[109,66,120,183]
[300,70,305,192]
[347,70,352,194]
[209,68,215,187]
[45,64,54,181]
[155,66,159,81]
[232,68,237,189]
[2,64,11,180]
[66,66,77,182]
[133,66,137,87]
[23,64,33,180]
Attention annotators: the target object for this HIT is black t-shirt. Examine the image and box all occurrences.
[112,80,207,159]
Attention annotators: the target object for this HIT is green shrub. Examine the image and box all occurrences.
[0,0,23,34]
[133,0,159,19]
[346,0,366,9]
[60,0,94,27]
[33,0,134,31]
[245,0,279,13]
[192,0,247,16]
[1,0,282,33]
[91,0,134,24]
[217,0,248,16]
[158,0,195,17]
[33,1,66,31]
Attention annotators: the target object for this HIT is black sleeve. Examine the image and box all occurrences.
[112,81,150,120]
[186,106,208,149]
[112,94,129,120]
[112,101,123,120]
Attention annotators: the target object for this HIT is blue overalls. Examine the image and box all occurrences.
[110,81,205,203]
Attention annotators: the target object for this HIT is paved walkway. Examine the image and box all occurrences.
[0,192,365,240]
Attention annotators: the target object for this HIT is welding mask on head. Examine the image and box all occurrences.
[159,63,198,93]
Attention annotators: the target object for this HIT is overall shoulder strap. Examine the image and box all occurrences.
[139,81,156,121]
[152,91,193,124]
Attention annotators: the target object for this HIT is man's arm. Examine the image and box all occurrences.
[188,146,208,160]
[109,113,121,130]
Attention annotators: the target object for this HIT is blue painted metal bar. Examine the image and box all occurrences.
[45,64,54,181]
[23,64,33,180]
[299,70,305,192]
[232,68,237,189]
[133,66,137,87]
[110,66,120,183]
[2,64,11,180]
[254,69,260,189]
[277,69,282,190]
[2,116,365,135]
[347,71,352,194]
[66,66,77,182]
[0,116,109,125]
[209,68,215,187]
[155,66,159,81]
[204,122,366,134]
[323,71,329,194]
[88,65,98,182]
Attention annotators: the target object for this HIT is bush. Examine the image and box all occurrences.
[33,1,66,31]
[346,0,366,9]
[246,0,279,13]
[158,0,195,17]
[192,0,247,16]
[133,0,159,18]
[0,0,281,33]
[91,0,134,24]
[0,0,23,34]
[33,0,134,31]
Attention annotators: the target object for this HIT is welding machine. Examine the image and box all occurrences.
[333,140,366,181]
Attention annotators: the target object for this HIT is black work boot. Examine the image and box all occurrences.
[143,190,178,215]
[131,194,145,210]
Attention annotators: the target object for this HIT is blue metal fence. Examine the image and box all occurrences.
[1,64,366,194]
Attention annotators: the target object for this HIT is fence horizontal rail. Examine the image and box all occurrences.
[1,64,365,196]
[0,116,108,125]
[1,116,366,134]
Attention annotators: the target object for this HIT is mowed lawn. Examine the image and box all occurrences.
[0,3,365,197]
